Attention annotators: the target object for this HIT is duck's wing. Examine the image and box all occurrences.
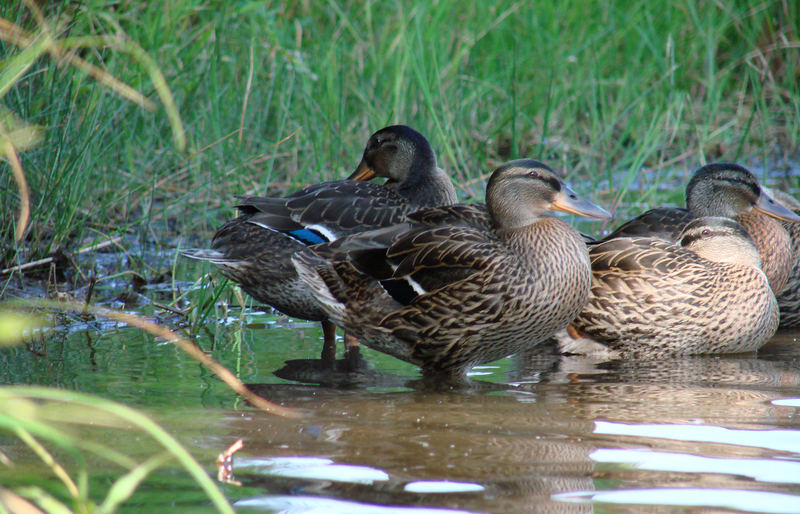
[237,180,412,243]
[601,207,693,242]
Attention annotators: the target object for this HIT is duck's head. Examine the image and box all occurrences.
[486,159,610,231]
[686,163,800,222]
[679,216,762,268]
[348,125,437,184]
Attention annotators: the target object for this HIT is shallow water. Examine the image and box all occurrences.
[4,307,800,512]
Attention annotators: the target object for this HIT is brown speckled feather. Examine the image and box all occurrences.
[777,207,800,327]
[294,160,610,376]
[601,164,798,293]
[602,207,692,242]
[572,221,778,357]
[182,125,457,342]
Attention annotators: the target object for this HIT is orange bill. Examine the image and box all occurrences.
[348,159,376,181]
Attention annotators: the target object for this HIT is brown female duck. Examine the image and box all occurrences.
[571,216,778,357]
[292,159,610,377]
[182,125,457,362]
[762,188,800,327]
[604,163,800,293]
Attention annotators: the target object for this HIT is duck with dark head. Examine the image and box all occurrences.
[182,125,457,366]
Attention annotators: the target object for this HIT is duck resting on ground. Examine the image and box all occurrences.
[566,216,779,358]
[182,125,457,365]
[292,159,611,378]
[762,187,800,328]
[602,163,800,294]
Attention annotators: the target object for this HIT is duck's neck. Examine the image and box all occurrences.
[497,217,582,253]
[396,166,458,208]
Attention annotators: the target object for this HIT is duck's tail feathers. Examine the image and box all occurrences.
[292,251,348,325]
[180,249,243,268]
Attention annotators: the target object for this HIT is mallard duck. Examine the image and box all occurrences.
[762,187,800,327]
[603,163,800,293]
[569,216,778,357]
[182,125,458,363]
[292,159,611,377]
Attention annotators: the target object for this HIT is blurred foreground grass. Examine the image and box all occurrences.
[1,0,799,273]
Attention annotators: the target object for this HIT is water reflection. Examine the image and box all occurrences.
[555,488,800,513]
[235,495,477,513]
[235,384,596,512]
[231,350,800,512]
[514,351,800,427]
[589,448,800,484]
[5,315,800,512]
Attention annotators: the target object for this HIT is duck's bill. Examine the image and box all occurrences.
[754,191,800,222]
[348,159,376,181]
[552,184,612,219]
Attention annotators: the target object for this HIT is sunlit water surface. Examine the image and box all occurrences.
[3,310,800,512]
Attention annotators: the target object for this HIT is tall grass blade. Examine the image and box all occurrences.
[99,452,173,514]
[3,386,235,514]
[1,486,70,514]
[0,131,30,241]
[0,30,50,98]
[12,426,80,498]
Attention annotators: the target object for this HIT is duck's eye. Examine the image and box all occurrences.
[701,229,711,237]
[528,170,540,179]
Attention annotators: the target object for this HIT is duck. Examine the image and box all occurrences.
[602,163,800,293]
[569,216,779,357]
[292,159,611,377]
[182,125,458,364]
[762,187,800,327]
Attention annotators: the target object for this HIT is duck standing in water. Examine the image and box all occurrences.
[603,163,800,293]
[570,217,779,357]
[182,125,457,364]
[293,159,610,377]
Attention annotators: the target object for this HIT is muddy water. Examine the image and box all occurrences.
[4,309,800,512]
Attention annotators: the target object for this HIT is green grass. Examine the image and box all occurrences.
[2,0,799,270]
